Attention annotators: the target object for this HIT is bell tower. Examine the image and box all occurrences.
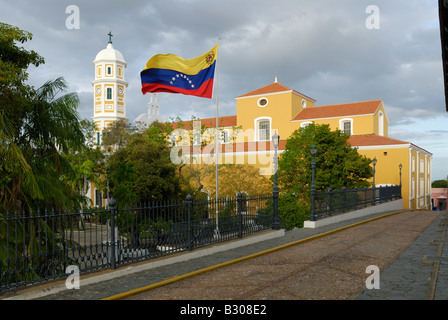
[92,32,128,145]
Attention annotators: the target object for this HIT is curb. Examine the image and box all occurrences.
[102,209,408,300]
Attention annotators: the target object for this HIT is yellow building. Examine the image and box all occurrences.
[173,80,432,210]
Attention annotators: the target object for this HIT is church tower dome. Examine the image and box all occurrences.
[94,43,126,66]
[92,32,128,146]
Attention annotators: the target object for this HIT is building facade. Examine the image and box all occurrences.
[432,188,447,210]
[172,80,432,210]
[91,35,128,145]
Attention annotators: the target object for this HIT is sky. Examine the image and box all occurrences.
[1,0,447,180]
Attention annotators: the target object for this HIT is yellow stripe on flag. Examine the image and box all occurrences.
[142,44,218,76]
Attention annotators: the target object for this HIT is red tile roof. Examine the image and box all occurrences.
[347,134,409,147]
[292,100,382,121]
[171,115,237,130]
[235,82,316,102]
[347,134,432,155]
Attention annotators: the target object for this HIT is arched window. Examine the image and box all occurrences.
[339,118,353,135]
[255,117,271,141]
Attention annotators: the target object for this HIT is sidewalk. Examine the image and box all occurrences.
[1,209,445,300]
[357,210,447,300]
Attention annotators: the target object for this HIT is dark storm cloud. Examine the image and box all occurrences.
[1,0,446,178]
[1,0,442,121]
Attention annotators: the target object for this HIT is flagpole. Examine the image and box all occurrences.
[215,36,220,238]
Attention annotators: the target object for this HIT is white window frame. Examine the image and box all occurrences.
[257,97,269,108]
[420,177,424,197]
[378,111,384,136]
[300,121,313,128]
[254,117,272,142]
[106,87,113,100]
[339,118,353,135]
[411,177,415,199]
[220,129,230,144]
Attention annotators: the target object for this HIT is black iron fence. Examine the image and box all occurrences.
[311,185,402,221]
[0,193,281,291]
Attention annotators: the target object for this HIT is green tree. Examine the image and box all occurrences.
[0,23,88,286]
[62,119,106,206]
[106,128,182,204]
[101,119,134,149]
[0,22,44,210]
[274,124,373,229]
[210,164,272,198]
[277,123,372,197]
[432,180,447,188]
[0,23,85,211]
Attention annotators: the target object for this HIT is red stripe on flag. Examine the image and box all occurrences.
[142,79,214,99]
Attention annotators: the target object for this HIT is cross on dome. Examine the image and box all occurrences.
[108,31,113,44]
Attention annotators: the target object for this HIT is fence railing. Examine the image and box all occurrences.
[0,193,281,291]
[311,185,402,221]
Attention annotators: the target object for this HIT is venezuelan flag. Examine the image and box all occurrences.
[141,44,218,99]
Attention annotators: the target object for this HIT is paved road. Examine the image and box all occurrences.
[124,210,443,300]
[1,209,446,302]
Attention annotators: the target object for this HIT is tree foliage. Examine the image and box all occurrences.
[106,125,182,205]
[277,124,373,197]
[432,180,447,188]
[274,124,373,229]
[62,119,105,206]
[210,164,272,198]
[101,119,135,149]
[0,23,85,211]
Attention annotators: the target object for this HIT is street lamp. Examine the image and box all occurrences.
[372,157,377,188]
[272,131,280,230]
[399,163,403,186]
[310,143,317,221]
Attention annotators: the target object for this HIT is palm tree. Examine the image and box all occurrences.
[4,77,85,211]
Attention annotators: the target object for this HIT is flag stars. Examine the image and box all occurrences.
[171,73,195,88]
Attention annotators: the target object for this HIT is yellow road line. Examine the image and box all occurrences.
[101,210,408,300]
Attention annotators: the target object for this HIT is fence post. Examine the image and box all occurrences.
[109,198,117,270]
[186,194,193,251]
[342,187,347,213]
[272,186,280,230]
[327,188,332,216]
[237,192,243,238]
[372,187,376,206]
